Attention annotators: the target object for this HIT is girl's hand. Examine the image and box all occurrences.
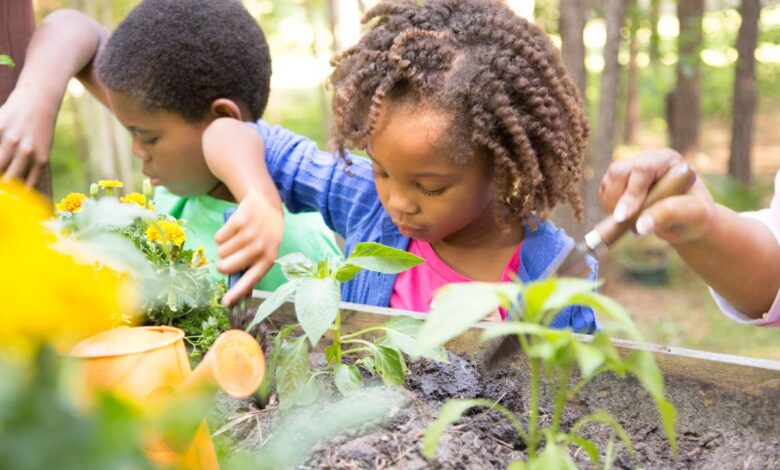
[215,190,283,306]
[0,86,57,186]
[599,148,717,244]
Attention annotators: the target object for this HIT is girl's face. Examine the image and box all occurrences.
[367,104,496,243]
[107,90,219,196]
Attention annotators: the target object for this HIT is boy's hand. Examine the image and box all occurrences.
[0,87,57,185]
[599,148,717,244]
[215,190,283,307]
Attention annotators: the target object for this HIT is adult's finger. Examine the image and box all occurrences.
[636,194,711,243]
[2,148,32,182]
[25,163,44,188]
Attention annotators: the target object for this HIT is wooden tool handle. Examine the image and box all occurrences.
[594,162,696,247]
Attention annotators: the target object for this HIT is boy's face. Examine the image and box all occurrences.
[107,90,219,196]
[367,104,496,244]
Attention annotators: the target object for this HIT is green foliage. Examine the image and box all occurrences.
[52,182,229,358]
[0,347,153,470]
[247,242,445,409]
[702,172,774,212]
[0,54,14,68]
[417,277,677,468]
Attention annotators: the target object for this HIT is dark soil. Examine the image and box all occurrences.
[209,352,780,469]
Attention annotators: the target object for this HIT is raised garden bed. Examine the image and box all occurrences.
[209,292,780,469]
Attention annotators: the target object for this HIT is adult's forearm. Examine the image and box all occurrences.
[14,9,108,108]
[674,204,780,318]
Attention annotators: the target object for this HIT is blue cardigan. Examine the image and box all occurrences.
[251,120,598,333]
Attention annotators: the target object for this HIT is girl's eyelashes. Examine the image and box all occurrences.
[143,136,160,146]
[417,184,447,197]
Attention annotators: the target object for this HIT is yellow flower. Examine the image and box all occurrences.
[55,192,88,213]
[98,180,124,189]
[191,245,207,268]
[0,181,136,355]
[120,192,147,207]
[146,220,187,247]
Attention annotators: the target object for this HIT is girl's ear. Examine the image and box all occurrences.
[208,98,243,121]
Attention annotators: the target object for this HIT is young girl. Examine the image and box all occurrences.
[211,0,597,332]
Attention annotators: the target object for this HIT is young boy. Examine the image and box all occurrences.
[0,0,340,306]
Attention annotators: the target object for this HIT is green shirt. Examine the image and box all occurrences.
[154,187,341,290]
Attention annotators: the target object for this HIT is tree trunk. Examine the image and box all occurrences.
[584,0,626,229]
[728,0,760,186]
[649,0,661,64]
[667,0,703,158]
[0,0,52,198]
[559,0,588,97]
[623,0,640,145]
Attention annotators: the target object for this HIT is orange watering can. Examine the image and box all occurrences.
[70,326,265,470]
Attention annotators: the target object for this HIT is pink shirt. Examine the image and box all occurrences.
[711,170,780,327]
[390,239,521,315]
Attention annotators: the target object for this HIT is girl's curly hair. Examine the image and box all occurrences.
[329,0,589,225]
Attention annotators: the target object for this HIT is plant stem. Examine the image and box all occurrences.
[519,333,540,459]
[333,311,342,365]
[340,326,386,340]
[550,363,573,435]
[340,338,375,347]
[341,347,371,356]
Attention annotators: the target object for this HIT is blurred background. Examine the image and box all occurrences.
[3,0,780,359]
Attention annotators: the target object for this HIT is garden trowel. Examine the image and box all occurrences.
[482,162,696,369]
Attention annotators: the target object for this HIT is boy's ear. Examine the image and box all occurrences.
[208,98,244,121]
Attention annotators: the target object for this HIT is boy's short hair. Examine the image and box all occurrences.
[97,0,271,122]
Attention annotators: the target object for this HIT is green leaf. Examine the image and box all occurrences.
[507,461,527,470]
[539,277,602,314]
[333,262,361,283]
[571,410,634,456]
[324,342,340,365]
[572,341,605,379]
[333,364,363,395]
[382,315,448,363]
[559,433,601,467]
[422,399,482,459]
[295,277,340,346]
[358,356,376,374]
[276,335,319,410]
[570,290,642,341]
[341,241,424,274]
[246,280,299,332]
[0,54,15,68]
[276,253,316,280]
[531,440,578,470]
[416,282,521,352]
[370,345,405,386]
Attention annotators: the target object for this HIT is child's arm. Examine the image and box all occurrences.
[202,118,284,307]
[600,149,780,320]
[0,10,109,185]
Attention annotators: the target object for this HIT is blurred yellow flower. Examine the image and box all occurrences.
[191,245,207,268]
[55,192,87,213]
[120,192,147,207]
[146,220,186,247]
[0,181,137,355]
[98,180,124,189]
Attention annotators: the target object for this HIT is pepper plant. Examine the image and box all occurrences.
[416,278,678,469]
[246,242,447,409]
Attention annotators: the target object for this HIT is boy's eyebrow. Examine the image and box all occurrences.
[127,125,153,134]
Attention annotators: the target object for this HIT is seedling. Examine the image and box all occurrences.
[246,242,447,409]
[416,278,678,468]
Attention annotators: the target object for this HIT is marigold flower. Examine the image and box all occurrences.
[191,245,207,268]
[146,220,187,247]
[55,192,88,213]
[98,180,124,189]
[120,192,147,207]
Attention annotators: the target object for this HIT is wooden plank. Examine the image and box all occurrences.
[250,290,780,395]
